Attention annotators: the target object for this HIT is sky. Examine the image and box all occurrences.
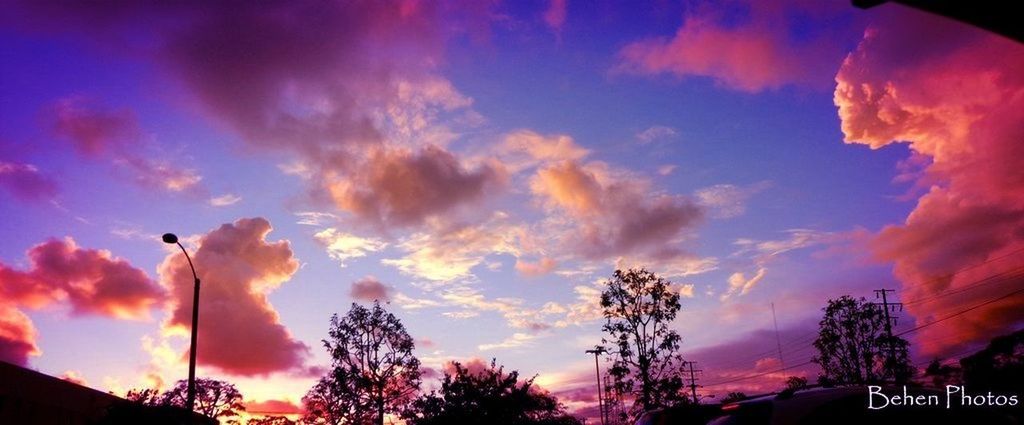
[1,0,1023,420]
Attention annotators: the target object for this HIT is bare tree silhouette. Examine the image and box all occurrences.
[161,378,245,420]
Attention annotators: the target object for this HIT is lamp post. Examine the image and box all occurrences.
[585,346,608,425]
[162,233,200,414]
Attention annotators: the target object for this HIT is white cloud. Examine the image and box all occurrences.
[478,332,539,351]
[313,228,386,267]
[694,181,772,219]
[635,125,678,144]
[208,193,242,207]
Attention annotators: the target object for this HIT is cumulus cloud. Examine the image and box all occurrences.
[616,0,849,92]
[500,130,589,173]
[0,161,58,202]
[158,217,309,376]
[0,237,166,319]
[327,145,505,229]
[48,97,204,194]
[12,1,495,234]
[0,304,40,366]
[313,228,386,267]
[0,238,165,365]
[834,11,1024,356]
[349,276,393,302]
[531,160,704,260]
[60,370,88,386]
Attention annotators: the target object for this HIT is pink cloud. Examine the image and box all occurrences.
[616,0,849,92]
[349,276,393,302]
[543,0,567,33]
[158,217,309,376]
[515,257,558,277]
[0,161,58,202]
[0,304,40,366]
[835,10,1024,357]
[0,237,165,366]
[245,399,302,415]
[48,97,204,194]
[1,237,166,319]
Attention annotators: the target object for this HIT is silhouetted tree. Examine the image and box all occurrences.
[403,359,582,425]
[720,392,747,403]
[124,387,162,405]
[246,416,296,425]
[812,296,912,385]
[301,369,364,425]
[923,359,962,388]
[318,302,421,425]
[784,376,808,391]
[600,268,688,417]
[960,328,1024,392]
[162,378,245,420]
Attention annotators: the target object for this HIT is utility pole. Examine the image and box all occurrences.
[684,361,702,404]
[771,302,784,370]
[603,374,616,425]
[873,289,903,377]
[586,346,608,425]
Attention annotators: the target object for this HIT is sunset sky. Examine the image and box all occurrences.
[2,0,1023,419]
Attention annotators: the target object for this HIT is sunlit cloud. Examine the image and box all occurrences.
[835,10,1024,357]
[478,332,540,351]
[313,228,386,267]
[158,217,310,376]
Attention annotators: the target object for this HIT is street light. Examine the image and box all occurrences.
[162,233,201,414]
[585,346,609,425]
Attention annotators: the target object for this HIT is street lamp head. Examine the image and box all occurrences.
[162,233,179,244]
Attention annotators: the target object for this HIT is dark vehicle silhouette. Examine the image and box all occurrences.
[705,387,1018,425]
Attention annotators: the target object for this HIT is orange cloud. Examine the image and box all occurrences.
[530,160,703,260]
[158,217,309,376]
[245,399,302,415]
[835,11,1024,356]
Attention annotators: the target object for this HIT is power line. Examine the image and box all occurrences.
[894,286,1024,337]
[702,285,1024,388]
[897,246,1024,292]
[702,253,1024,371]
[901,266,1024,306]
